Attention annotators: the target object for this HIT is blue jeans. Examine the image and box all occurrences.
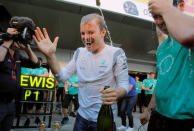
[120,95,138,127]
[73,113,116,131]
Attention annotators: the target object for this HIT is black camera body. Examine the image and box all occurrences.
[0,16,35,45]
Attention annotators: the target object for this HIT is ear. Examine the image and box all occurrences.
[178,1,185,11]
[101,28,106,38]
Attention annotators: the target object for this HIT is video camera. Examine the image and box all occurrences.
[0,16,35,45]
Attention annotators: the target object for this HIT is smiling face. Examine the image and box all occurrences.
[80,19,106,54]
[152,0,185,34]
[135,76,139,82]
[149,73,155,79]
[153,15,168,34]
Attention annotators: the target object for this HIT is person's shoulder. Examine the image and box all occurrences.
[76,47,87,51]
[75,47,89,55]
[143,79,147,82]
[106,44,121,51]
[132,77,136,82]
[73,47,87,60]
[106,45,126,58]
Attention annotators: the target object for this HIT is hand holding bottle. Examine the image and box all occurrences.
[100,87,118,105]
[147,85,153,92]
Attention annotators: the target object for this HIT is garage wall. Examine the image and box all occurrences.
[21,48,156,73]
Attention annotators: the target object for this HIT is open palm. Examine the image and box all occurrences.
[33,27,59,57]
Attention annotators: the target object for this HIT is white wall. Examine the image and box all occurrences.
[128,62,156,73]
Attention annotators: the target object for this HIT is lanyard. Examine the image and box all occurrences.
[8,50,17,80]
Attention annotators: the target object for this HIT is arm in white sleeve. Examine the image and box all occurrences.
[55,49,79,82]
[113,49,129,98]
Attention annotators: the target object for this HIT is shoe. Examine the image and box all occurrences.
[35,117,41,125]
[69,112,76,117]
[126,127,134,131]
[24,118,30,127]
[117,125,127,130]
[61,117,69,125]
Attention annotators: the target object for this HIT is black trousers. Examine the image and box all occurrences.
[56,88,64,102]
[148,111,194,131]
[144,94,152,107]
[62,94,79,111]
[0,102,15,131]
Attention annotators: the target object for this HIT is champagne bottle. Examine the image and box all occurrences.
[39,121,46,131]
[149,85,153,90]
[53,121,60,131]
[96,0,101,6]
[97,86,114,131]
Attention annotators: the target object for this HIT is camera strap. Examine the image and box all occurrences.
[8,49,17,81]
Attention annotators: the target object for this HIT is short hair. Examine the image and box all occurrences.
[173,0,183,6]
[80,13,105,31]
[149,72,155,75]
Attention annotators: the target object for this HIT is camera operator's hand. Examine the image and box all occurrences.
[7,28,19,35]
[2,28,19,47]
[33,27,59,57]
[16,42,30,50]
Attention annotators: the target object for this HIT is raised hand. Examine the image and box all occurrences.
[148,0,173,16]
[7,28,18,35]
[33,27,59,57]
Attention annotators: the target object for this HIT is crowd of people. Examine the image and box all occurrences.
[0,0,194,130]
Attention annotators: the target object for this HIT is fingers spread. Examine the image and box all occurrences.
[53,36,59,47]
[33,35,39,44]
[43,28,49,39]
[36,27,45,40]
[34,29,41,41]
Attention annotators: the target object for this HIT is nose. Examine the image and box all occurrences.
[83,34,89,40]
[82,33,92,44]
[155,19,161,25]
